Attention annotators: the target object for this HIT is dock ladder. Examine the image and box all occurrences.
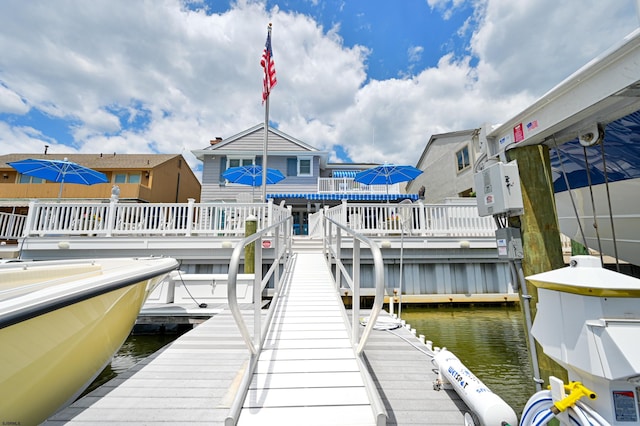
[225,217,386,425]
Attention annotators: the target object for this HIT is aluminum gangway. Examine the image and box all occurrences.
[225,216,387,426]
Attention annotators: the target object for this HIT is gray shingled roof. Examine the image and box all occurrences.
[0,153,180,170]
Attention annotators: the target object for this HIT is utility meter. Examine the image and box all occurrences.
[474,161,524,217]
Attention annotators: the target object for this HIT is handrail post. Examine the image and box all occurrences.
[352,238,360,345]
[106,198,117,237]
[186,198,195,236]
[417,200,426,235]
[254,229,263,352]
[335,226,341,291]
[274,222,280,292]
[23,200,37,237]
[341,199,348,226]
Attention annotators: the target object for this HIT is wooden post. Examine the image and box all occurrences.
[244,215,257,274]
[507,145,569,386]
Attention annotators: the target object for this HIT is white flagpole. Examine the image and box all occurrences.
[261,23,273,202]
[261,96,269,202]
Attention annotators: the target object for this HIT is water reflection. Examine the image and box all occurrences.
[401,305,536,416]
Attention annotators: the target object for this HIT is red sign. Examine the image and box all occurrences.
[513,123,524,143]
[262,240,272,249]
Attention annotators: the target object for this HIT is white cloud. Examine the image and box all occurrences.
[0,0,637,174]
[408,46,424,63]
[0,85,29,114]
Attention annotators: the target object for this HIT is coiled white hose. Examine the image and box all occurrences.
[519,390,611,426]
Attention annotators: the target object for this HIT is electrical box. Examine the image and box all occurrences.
[495,227,524,260]
[474,161,524,217]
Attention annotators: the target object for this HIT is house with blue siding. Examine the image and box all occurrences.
[192,123,417,234]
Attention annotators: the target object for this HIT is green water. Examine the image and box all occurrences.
[400,305,537,416]
[85,333,185,395]
[91,306,536,417]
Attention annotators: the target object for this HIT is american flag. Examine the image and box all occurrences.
[261,26,277,103]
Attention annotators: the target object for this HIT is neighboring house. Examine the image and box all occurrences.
[192,123,417,234]
[406,129,480,203]
[0,153,201,214]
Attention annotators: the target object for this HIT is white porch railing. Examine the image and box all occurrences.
[317,177,399,194]
[21,199,290,237]
[310,199,496,237]
[0,212,26,240]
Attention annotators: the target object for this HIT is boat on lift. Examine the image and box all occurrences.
[552,110,640,266]
[0,256,178,425]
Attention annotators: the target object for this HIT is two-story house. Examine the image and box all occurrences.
[405,129,480,203]
[0,153,201,215]
[192,123,418,234]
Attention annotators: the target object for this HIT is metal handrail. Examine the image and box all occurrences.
[323,214,387,425]
[322,215,385,355]
[225,214,293,426]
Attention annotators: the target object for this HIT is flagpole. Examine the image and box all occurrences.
[260,22,273,202]
[261,96,269,202]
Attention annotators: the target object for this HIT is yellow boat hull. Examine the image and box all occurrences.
[0,258,177,425]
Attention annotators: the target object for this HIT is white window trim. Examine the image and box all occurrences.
[226,156,256,185]
[226,156,255,169]
[297,156,313,177]
[455,145,471,174]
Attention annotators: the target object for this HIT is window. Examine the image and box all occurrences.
[298,157,312,177]
[455,146,470,173]
[227,157,254,169]
[114,173,142,184]
[18,175,44,183]
[225,157,255,184]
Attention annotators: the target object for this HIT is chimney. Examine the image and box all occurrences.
[210,137,223,145]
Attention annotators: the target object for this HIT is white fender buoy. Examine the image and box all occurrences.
[434,349,518,426]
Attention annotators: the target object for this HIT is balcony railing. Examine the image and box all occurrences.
[317,177,400,194]
[0,212,26,240]
[20,199,290,238]
[312,199,497,237]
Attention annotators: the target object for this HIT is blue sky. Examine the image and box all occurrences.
[0,1,638,178]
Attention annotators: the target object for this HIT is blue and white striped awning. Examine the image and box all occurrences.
[332,170,359,178]
[267,193,419,201]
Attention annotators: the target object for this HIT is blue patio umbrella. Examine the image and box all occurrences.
[354,164,423,194]
[8,157,108,199]
[222,165,285,199]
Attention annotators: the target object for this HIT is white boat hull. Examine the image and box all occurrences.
[555,178,640,266]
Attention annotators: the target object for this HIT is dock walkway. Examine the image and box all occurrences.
[46,250,468,425]
[237,252,378,425]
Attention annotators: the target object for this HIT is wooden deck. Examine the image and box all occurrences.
[46,251,469,425]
